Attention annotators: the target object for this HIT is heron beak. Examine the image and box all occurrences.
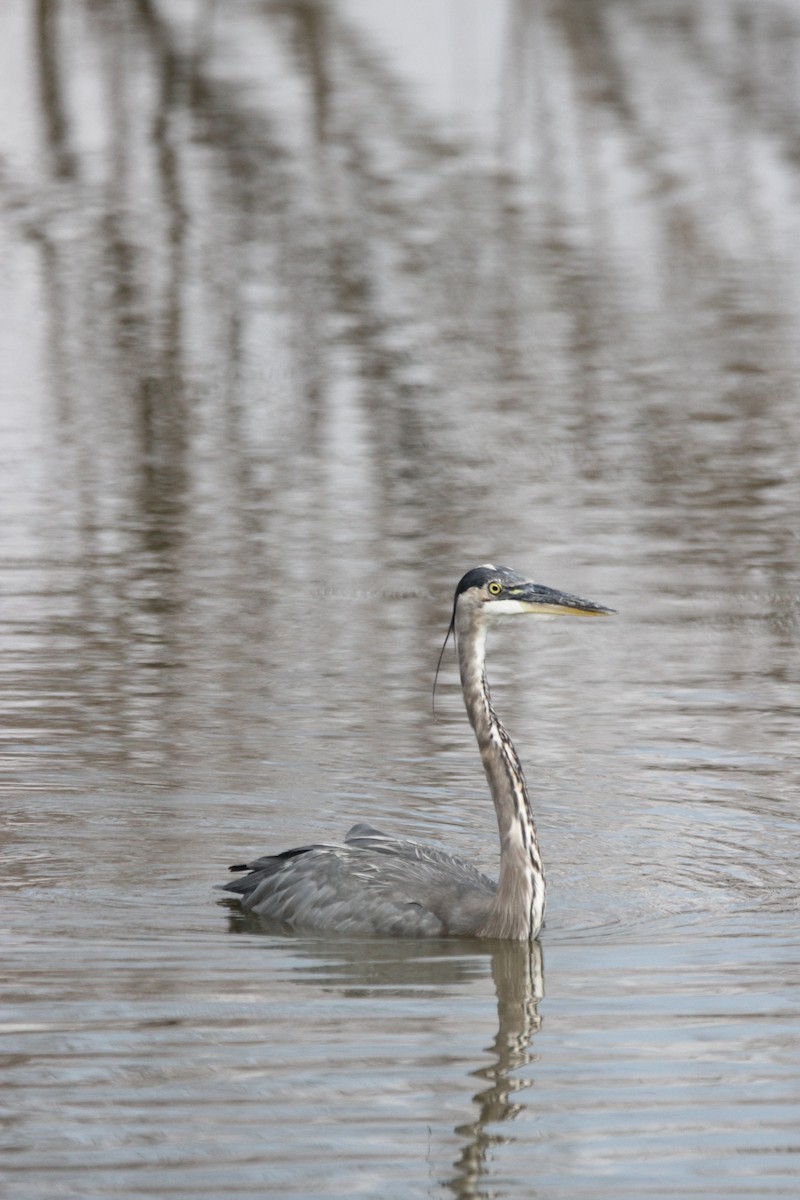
[512,582,615,618]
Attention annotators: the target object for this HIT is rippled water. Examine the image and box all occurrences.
[2,1,800,1197]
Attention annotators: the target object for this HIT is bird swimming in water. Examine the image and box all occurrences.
[220,564,613,939]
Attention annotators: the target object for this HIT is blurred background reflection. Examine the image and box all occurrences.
[3,0,798,795]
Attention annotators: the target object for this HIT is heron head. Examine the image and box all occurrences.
[433,563,614,715]
[454,563,615,619]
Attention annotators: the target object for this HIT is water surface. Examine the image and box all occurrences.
[2,1,800,1197]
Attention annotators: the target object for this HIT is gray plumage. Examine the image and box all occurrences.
[223,823,497,936]
[220,565,612,940]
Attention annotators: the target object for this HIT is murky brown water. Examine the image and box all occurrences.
[2,1,800,1197]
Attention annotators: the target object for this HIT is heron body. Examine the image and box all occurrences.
[221,564,612,940]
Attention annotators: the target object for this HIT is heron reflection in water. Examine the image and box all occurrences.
[221,565,613,939]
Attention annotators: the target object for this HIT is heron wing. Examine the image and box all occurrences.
[344,823,497,889]
[220,824,496,937]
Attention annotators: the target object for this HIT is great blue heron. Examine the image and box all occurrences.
[221,564,613,939]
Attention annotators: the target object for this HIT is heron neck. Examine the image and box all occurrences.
[455,606,545,940]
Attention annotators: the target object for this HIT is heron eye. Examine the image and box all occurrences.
[488,581,502,596]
